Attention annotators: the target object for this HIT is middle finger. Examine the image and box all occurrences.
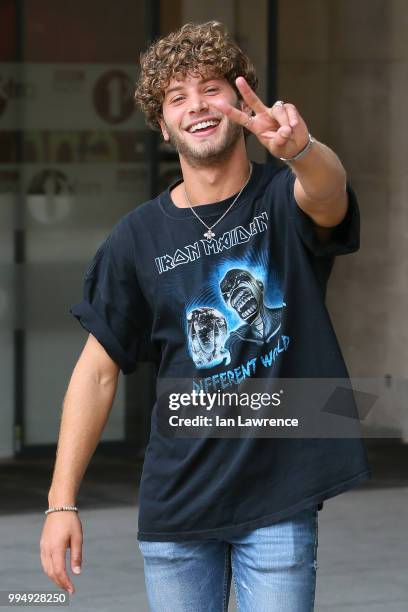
[270,102,292,129]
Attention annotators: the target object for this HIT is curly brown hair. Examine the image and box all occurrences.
[134,20,258,133]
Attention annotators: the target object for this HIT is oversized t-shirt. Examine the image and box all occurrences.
[70,160,372,541]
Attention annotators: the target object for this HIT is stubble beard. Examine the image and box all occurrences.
[163,102,244,168]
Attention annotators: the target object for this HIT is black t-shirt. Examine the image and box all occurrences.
[70,161,372,541]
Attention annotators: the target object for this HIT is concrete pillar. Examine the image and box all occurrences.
[278,0,408,440]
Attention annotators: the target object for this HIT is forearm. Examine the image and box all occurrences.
[48,359,118,506]
[290,138,347,202]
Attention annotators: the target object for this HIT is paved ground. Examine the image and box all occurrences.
[1,442,407,611]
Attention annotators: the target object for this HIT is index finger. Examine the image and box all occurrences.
[211,98,254,129]
[235,76,268,115]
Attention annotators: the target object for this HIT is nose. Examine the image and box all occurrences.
[188,92,209,114]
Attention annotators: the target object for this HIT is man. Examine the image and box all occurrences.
[40,20,371,611]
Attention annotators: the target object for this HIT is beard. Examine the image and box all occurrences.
[163,99,244,168]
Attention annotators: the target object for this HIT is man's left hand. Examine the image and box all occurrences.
[212,76,309,159]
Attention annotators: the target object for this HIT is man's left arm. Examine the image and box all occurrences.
[212,77,351,246]
[290,138,349,244]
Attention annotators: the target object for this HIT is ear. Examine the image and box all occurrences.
[158,115,169,141]
[239,97,252,120]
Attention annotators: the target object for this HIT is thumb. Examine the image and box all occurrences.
[70,533,82,575]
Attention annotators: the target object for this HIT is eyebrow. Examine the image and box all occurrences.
[164,77,219,98]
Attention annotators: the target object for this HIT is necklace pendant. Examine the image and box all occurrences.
[204,229,215,240]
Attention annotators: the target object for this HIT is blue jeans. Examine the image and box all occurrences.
[138,505,319,611]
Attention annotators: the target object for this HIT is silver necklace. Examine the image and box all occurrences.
[183,162,253,240]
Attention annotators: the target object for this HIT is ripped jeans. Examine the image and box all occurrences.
[138,505,319,612]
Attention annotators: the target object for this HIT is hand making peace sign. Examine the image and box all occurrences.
[212,76,310,160]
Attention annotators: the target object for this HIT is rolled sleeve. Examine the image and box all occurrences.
[70,216,152,375]
[282,166,361,258]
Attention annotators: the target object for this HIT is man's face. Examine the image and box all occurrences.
[159,71,248,166]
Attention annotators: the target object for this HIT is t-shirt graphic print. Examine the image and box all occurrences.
[186,256,287,370]
[183,249,290,396]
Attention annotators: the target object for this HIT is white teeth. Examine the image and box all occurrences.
[234,292,250,310]
[189,120,219,133]
[242,304,256,318]
[232,290,245,308]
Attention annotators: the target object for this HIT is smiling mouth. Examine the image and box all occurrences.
[187,122,220,137]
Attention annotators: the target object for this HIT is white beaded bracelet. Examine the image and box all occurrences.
[45,505,78,516]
